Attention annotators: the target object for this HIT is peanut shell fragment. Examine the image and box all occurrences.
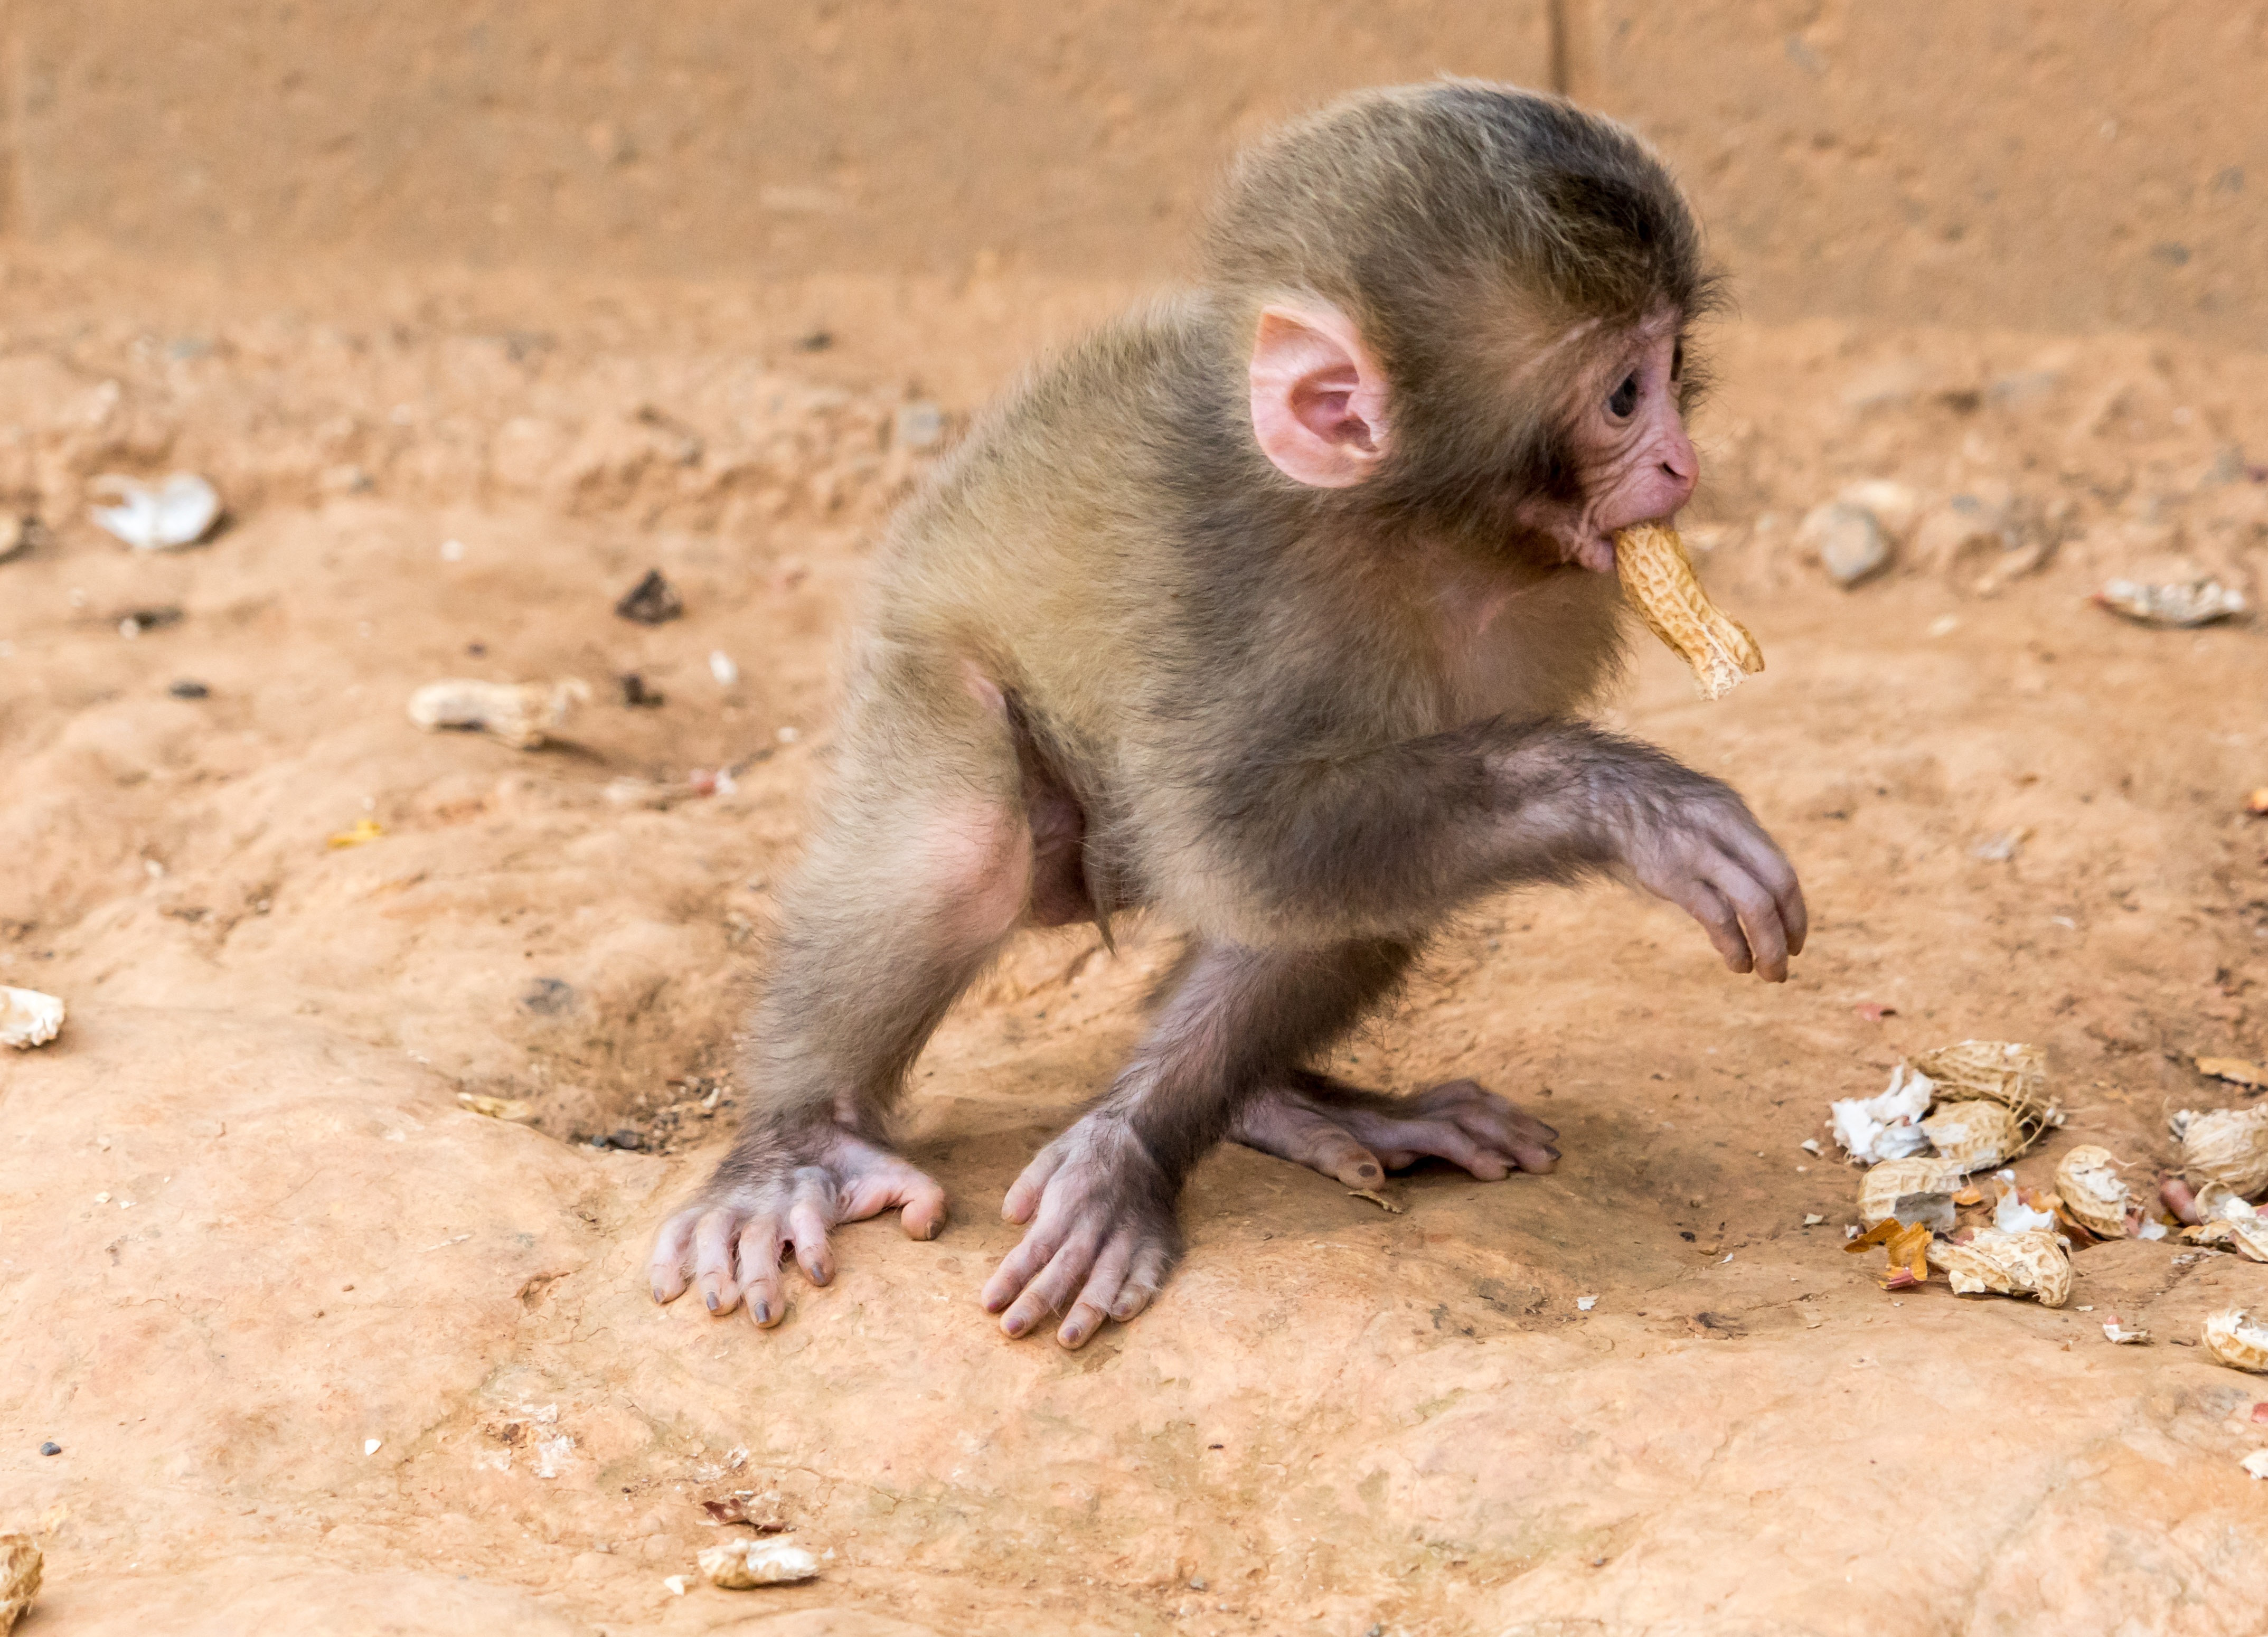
[1613,523,1764,701]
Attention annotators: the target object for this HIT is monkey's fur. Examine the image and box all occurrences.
[647,82,1806,1349]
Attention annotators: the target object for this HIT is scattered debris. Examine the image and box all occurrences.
[407,678,588,750]
[2196,1056,2268,1090]
[364,1438,382,1456]
[91,472,222,550]
[1847,1218,1932,1287]
[618,672,664,708]
[1346,1188,1401,1213]
[2247,788,2268,817]
[167,678,211,699]
[1576,1295,1598,1311]
[2203,1309,2268,1373]
[687,767,738,798]
[1927,1227,2073,1307]
[699,1537,821,1588]
[1800,1138,1822,1155]
[0,514,33,564]
[1921,1099,2021,1172]
[116,605,184,638]
[1990,1171,2058,1233]
[1803,1213,1825,1226]
[700,1493,788,1531]
[708,650,740,686]
[590,1129,645,1152]
[614,568,684,625]
[2093,576,2248,627]
[893,401,945,451]
[0,1532,41,1634]
[2054,1145,2133,1239]
[1684,1312,1746,1339]
[1969,826,2029,863]
[457,1093,534,1122]
[327,818,385,849]
[2173,1105,2268,1196]
[2187,1217,2268,1261]
[2101,1317,2149,1344]
[1853,1002,1897,1022]
[1858,1157,1967,1230]
[663,1575,689,1596]
[0,987,65,1050]
[2245,1451,2268,1481]
[1832,1065,1934,1163]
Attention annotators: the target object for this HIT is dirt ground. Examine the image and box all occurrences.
[3,240,2267,1635]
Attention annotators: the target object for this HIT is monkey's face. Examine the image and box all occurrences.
[1516,318,1698,575]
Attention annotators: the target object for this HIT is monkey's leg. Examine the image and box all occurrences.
[981,937,1411,1349]
[646,757,1033,1326]
[1229,1071,1559,1189]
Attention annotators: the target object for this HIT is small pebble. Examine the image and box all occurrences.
[614,568,683,625]
[39,1442,59,1456]
[167,679,210,699]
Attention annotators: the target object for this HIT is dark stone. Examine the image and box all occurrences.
[617,672,664,708]
[520,977,575,1015]
[614,569,683,625]
[120,606,184,634]
[167,679,211,699]
[607,1128,644,1152]
[40,1441,60,1455]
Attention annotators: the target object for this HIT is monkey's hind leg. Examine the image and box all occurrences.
[980,938,1414,1349]
[646,740,1033,1327]
[1229,1071,1560,1190]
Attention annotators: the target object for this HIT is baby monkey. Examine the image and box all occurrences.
[648,82,1805,1348]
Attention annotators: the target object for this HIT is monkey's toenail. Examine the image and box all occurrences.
[704,1292,719,1312]
[650,1285,666,1304]
[752,1301,769,1323]
[1360,1165,1379,1179]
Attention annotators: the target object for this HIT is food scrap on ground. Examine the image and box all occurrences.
[0,1534,40,1635]
[698,1537,821,1588]
[0,986,65,1049]
[2195,1056,2268,1089]
[2204,1310,2268,1374]
[2174,1105,2268,1197]
[89,472,222,550]
[406,678,589,750]
[2091,576,2249,628]
[326,817,385,849]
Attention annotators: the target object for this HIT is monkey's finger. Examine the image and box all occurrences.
[1718,824,1808,957]
[645,1207,704,1304]
[837,1159,949,1240]
[981,1229,1061,1315]
[736,1219,787,1328]
[1001,1146,1067,1226]
[1108,1244,1171,1323]
[998,1231,1102,1340]
[691,1208,747,1316]
[784,1193,835,1286]
[1058,1232,1137,1349]
[1708,858,1788,982]
[1676,878,1753,973]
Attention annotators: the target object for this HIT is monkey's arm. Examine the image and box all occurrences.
[1208,716,1807,981]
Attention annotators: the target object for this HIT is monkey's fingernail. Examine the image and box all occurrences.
[704,1291,720,1313]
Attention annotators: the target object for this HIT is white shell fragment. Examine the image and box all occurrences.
[407,679,588,750]
[1927,1227,2073,1307]
[2054,1144,2132,1239]
[2187,1217,2268,1263]
[0,1532,41,1634]
[2246,1451,2268,1481]
[2093,576,2248,628]
[1858,1157,1969,1230]
[0,986,64,1049]
[699,1536,820,1589]
[2173,1106,2268,1197]
[1920,1099,2019,1173]
[1832,1064,1935,1164]
[2100,1318,2149,1344]
[90,473,222,550]
[2201,1309,2268,1373]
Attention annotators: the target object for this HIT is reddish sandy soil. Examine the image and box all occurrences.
[2,247,2266,1634]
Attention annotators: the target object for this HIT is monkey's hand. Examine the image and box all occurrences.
[982,1112,1182,1350]
[645,1127,947,1326]
[1618,782,1807,982]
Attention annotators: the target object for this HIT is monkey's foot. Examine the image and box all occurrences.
[982,1112,1180,1351]
[645,1129,947,1328]
[1230,1074,1560,1189]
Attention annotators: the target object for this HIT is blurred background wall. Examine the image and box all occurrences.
[4,0,2262,340]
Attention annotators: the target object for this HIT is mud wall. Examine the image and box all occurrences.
[5,0,2265,341]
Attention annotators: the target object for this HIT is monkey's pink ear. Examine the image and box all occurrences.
[1248,304,1391,488]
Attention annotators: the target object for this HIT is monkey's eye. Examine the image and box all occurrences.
[1607,373,1640,419]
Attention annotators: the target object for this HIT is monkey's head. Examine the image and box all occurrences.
[1208,82,1716,575]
